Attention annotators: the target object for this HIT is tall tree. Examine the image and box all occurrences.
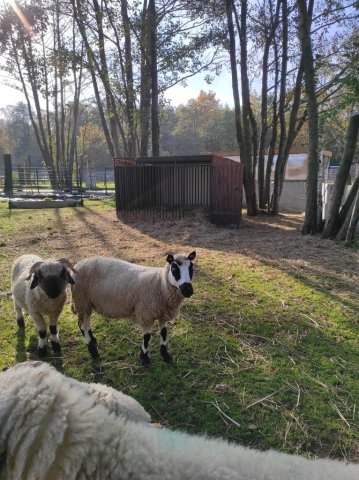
[225,0,256,215]
[322,112,359,238]
[148,0,159,156]
[296,0,319,234]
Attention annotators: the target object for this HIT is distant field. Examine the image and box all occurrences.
[0,199,358,462]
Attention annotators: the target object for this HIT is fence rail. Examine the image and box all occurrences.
[0,166,115,194]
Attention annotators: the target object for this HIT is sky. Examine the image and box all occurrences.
[0,84,25,109]
[164,70,235,108]
[0,68,236,111]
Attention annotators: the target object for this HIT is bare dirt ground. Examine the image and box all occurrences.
[4,204,359,303]
[29,206,358,283]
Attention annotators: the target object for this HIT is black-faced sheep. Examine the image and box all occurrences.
[0,361,357,480]
[11,254,77,356]
[71,251,196,364]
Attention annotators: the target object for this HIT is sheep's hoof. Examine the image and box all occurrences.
[140,351,151,366]
[16,317,25,329]
[38,346,47,358]
[87,341,99,358]
[51,341,62,354]
[160,345,173,363]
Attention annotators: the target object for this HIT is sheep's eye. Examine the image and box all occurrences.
[171,263,181,281]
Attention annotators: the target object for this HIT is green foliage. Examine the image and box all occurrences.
[161,91,238,155]
[341,239,359,248]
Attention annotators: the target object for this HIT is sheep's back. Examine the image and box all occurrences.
[72,256,164,319]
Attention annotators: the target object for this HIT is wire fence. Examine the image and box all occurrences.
[0,166,115,194]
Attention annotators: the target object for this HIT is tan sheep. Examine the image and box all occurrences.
[11,254,76,356]
[71,252,196,364]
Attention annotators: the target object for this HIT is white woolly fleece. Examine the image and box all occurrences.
[0,362,358,480]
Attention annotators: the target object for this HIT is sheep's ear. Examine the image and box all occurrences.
[26,261,44,281]
[30,272,39,289]
[188,251,196,261]
[57,258,78,274]
[166,254,174,264]
[66,271,75,285]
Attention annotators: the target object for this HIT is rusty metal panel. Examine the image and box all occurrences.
[210,162,243,227]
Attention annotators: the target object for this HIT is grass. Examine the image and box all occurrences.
[0,200,358,462]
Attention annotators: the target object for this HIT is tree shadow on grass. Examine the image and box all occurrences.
[117,212,359,311]
[73,207,117,252]
[24,333,64,372]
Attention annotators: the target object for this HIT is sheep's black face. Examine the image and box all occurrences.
[167,251,196,297]
[30,265,74,299]
[40,275,66,299]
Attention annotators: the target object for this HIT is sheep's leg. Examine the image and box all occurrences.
[30,311,48,357]
[49,317,61,354]
[159,324,173,363]
[140,332,151,365]
[14,303,25,328]
[78,312,99,358]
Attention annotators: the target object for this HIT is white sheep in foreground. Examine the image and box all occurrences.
[11,255,77,356]
[0,361,357,480]
[71,251,196,363]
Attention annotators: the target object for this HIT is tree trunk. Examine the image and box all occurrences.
[148,0,159,156]
[92,0,122,157]
[258,38,270,209]
[56,2,66,185]
[238,0,256,215]
[337,173,359,231]
[345,190,359,241]
[264,38,279,211]
[72,0,115,159]
[139,0,151,156]
[68,27,83,190]
[322,112,359,238]
[336,198,355,241]
[296,0,319,235]
[226,0,255,215]
[271,0,288,215]
[258,0,281,209]
[14,36,57,187]
[42,32,54,171]
[278,59,305,196]
[231,0,256,215]
[54,15,61,186]
[121,0,137,157]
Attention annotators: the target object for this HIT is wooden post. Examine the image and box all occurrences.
[4,154,13,196]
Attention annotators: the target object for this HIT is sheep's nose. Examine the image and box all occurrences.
[179,283,193,298]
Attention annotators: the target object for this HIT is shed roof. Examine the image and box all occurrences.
[135,155,212,165]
